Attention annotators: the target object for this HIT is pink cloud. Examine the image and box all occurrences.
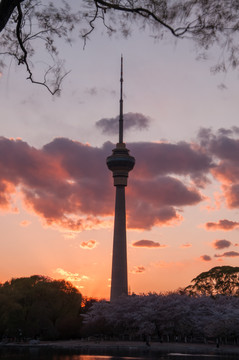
[80,240,97,249]
[0,137,112,231]
[223,184,239,208]
[200,129,239,209]
[200,255,212,261]
[212,239,232,249]
[132,240,167,248]
[0,135,221,232]
[214,251,239,258]
[5,128,239,234]
[205,219,239,231]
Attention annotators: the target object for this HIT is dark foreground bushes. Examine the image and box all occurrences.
[0,275,83,340]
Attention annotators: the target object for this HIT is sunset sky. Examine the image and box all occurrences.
[1,13,239,299]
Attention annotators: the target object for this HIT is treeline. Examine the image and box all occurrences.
[1,266,239,342]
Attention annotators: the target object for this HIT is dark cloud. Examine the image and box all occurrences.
[200,255,212,261]
[131,177,202,206]
[127,176,202,229]
[130,141,213,187]
[217,128,234,136]
[132,240,166,248]
[197,127,213,147]
[85,87,117,97]
[131,266,146,274]
[212,239,232,249]
[127,203,181,230]
[209,134,239,162]
[95,113,150,135]
[205,219,239,231]
[214,251,239,258]
[232,126,239,134]
[85,87,98,96]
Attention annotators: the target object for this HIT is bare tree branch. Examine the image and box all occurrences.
[0,0,24,32]
[94,0,188,37]
[1,0,239,94]
[14,1,67,95]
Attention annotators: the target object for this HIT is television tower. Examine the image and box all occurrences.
[106,57,135,301]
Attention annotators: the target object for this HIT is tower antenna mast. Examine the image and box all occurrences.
[119,55,123,144]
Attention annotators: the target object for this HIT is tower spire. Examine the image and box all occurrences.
[119,55,123,144]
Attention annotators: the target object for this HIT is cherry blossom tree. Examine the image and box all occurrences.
[82,291,239,344]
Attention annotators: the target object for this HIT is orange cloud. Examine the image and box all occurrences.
[20,220,31,227]
[80,240,97,249]
[180,243,192,248]
[0,180,16,211]
[205,219,239,231]
[132,240,167,248]
[54,268,89,289]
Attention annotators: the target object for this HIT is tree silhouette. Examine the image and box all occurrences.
[0,275,83,340]
[1,0,239,93]
[185,266,239,297]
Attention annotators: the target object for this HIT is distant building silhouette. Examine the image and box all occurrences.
[106,57,135,301]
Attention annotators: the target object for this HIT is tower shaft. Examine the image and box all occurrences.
[110,185,128,300]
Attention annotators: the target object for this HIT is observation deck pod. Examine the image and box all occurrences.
[106,142,135,186]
